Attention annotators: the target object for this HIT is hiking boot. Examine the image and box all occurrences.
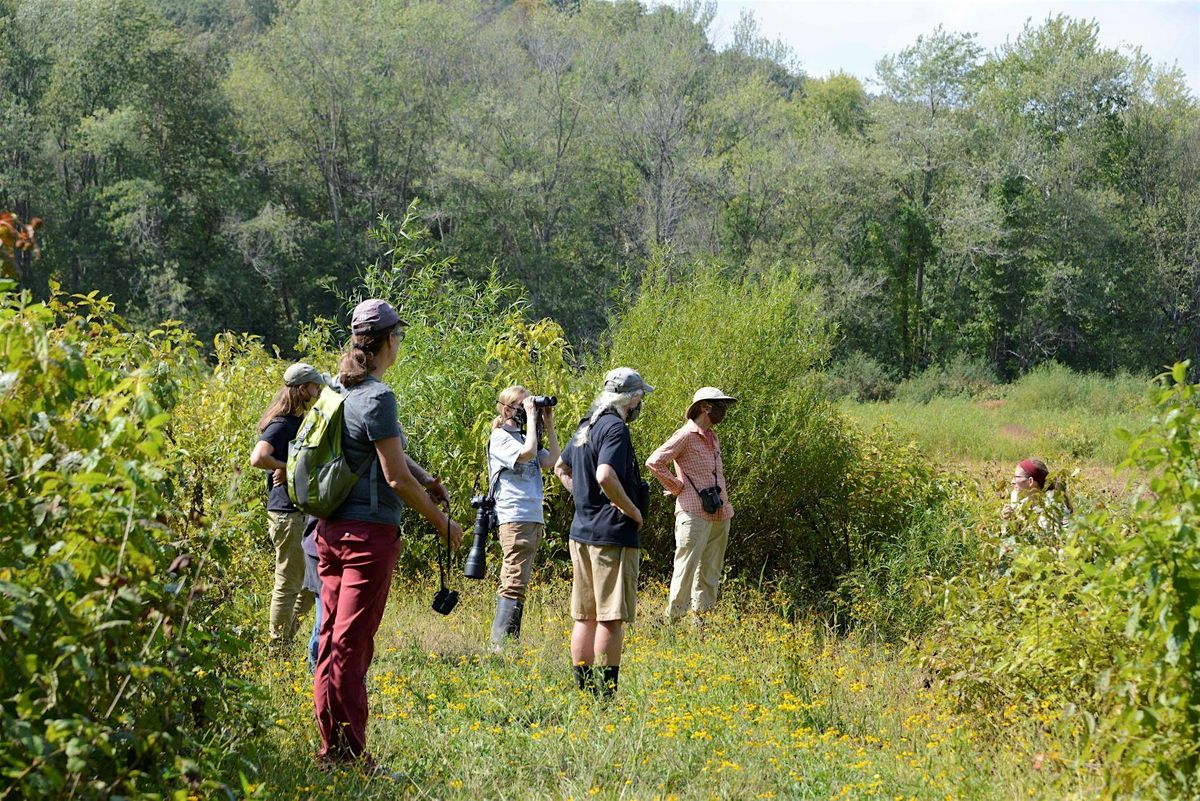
[490,596,523,648]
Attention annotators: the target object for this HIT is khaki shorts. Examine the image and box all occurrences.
[569,540,639,623]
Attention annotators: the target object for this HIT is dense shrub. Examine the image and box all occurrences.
[0,289,264,798]
[824,351,898,402]
[1005,361,1148,418]
[923,364,1198,798]
[894,354,997,404]
[598,256,964,629]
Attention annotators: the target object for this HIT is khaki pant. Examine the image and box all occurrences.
[665,511,731,620]
[570,541,639,622]
[268,510,315,644]
[497,522,543,601]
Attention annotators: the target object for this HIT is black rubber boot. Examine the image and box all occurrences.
[490,596,521,647]
[506,599,524,639]
[599,665,620,698]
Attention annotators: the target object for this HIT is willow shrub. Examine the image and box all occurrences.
[0,288,264,798]
[179,208,588,586]
[598,257,958,624]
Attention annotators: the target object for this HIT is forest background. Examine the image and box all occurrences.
[2,0,1198,378]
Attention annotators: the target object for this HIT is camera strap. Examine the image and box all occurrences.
[437,498,452,592]
[683,439,721,494]
[684,471,718,491]
[484,426,530,501]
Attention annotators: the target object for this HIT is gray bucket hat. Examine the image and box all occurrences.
[603,367,655,394]
[686,386,737,420]
[351,298,404,334]
[283,362,328,387]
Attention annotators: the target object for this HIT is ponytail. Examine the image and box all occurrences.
[338,324,397,387]
[1045,474,1074,514]
[493,385,528,429]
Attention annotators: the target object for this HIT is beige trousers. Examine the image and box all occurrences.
[497,522,543,601]
[665,510,731,620]
[268,510,315,644]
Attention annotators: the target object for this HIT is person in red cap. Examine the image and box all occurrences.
[313,298,465,774]
[646,387,737,626]
[1002,457,1073,542]
[249,362,327,650]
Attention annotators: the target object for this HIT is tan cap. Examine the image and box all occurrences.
[686,387,737,420]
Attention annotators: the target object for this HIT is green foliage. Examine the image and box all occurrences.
[1096,362,1200,796]
[845,362,1150,467]
[6,1,1197,374]
[894,354,997,404]
[824,351,897,402]
[922,363,1198,798]
[600,254,839,576]
[0,287,263,798]
[598,254,962,636]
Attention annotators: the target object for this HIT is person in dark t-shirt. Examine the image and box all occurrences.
[555,367,654,697]
[312,299,465,773]
[249,362,327,649]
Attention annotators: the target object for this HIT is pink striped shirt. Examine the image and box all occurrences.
[645,419,733,521]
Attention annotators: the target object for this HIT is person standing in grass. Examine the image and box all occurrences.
[248,362,327,650]
[646,387,737,626]
[555,368,653,697]
[314,299,464,772]
[487,386,560,648]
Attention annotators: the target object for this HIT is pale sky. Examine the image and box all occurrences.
[710,0,1200,97]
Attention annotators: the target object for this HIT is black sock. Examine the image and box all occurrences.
[573,664,594,691]
[600,665,620,698]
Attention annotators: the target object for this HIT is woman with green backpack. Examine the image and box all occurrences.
[249,363,327,650]
[312,298,465,773]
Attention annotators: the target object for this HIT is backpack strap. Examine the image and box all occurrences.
[369,460,378,513]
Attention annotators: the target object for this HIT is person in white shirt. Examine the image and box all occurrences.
[486,385,560,646]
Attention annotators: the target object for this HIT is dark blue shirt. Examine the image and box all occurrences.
[562,410,641,548]
[259,415,302,513]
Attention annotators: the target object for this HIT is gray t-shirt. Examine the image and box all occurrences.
[331,376,407,526]
[488,427,549,525]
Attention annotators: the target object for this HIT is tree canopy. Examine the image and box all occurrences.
[2,0,1196,374]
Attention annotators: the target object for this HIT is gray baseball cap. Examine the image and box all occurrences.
[351,298,404,334]
[283,362,328,387]
[603,367,655,394]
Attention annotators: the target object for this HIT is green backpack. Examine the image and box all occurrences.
[286,386,371,519]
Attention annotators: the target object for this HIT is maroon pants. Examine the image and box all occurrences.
[313,518,401,760]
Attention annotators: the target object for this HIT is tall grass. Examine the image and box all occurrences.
[842,363,1151,467]
[244,582,1096,800]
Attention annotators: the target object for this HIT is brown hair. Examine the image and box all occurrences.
[338,324,398,387]
[256,385,311,432]
[492,385,529,429]
[1044,474,1074,514]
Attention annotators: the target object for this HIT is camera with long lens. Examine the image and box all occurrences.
[463,494,496,580]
